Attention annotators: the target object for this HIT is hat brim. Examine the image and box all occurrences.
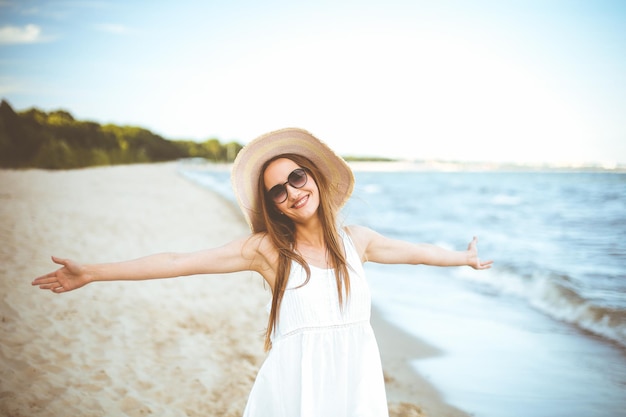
[231,127,354,233]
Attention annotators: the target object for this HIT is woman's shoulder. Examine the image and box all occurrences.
[343,224,376,240]
[254,231,285,257]
[343,225,377,260]
[243,232,280,283]
[246,232,276,254]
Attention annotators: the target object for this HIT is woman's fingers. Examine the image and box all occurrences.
[36,280,66,293]
[477,259,494,269]
[32,273,57,286]
[32,276,60,289]
[51,255,68,266]
[32,256,70,293]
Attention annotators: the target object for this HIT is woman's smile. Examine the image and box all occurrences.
[291,194,309,209]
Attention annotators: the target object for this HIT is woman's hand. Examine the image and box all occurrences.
[32,256,91,294]
[466,237,493,270]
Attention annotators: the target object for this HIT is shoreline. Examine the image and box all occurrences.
[371,306,470,417]
[0,162,468,417]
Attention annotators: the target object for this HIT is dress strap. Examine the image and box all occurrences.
[339,227,365,274]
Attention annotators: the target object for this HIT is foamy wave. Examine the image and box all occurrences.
[456,268,626,348]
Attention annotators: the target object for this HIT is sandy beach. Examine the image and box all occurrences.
[0,162,469,417]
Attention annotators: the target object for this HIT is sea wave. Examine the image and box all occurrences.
[456,267,626,348]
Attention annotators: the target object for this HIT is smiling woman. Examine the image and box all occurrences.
[31,127,491,417]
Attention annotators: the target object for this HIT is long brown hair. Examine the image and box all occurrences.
[257,154,351,351]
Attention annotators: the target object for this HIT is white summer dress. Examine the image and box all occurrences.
[242,230,389,417]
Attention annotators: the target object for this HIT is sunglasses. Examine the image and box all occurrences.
[267,168,308,204]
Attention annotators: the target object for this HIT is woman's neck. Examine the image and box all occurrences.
[294,225,325,249]
[294,230,328,269]
[293,216,327,259]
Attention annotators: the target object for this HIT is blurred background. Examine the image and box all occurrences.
[1,0,625,166]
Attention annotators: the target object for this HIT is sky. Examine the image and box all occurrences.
[1,0,625,166]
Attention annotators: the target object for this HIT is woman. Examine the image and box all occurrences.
[32,127,492,417]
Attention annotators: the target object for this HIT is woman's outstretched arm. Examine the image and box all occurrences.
[347,225,493,270]
[32,234,268,294]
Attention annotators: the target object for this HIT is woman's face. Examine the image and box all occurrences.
[263,158,320,223]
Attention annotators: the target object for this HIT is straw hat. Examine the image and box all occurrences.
[231,127,355,233]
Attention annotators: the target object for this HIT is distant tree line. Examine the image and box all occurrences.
[0,99,243,169]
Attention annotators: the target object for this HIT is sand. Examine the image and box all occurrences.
[0,162,469,417]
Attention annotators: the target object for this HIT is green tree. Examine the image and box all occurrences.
[0,99,244,169]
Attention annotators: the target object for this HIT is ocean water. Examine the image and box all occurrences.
[179,162,626,417]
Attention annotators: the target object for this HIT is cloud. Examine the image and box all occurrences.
[0,24,46,44]
[94,23,130,35]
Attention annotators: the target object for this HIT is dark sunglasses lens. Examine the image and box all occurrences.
[269,185,287,203]
[288,169,307,188]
